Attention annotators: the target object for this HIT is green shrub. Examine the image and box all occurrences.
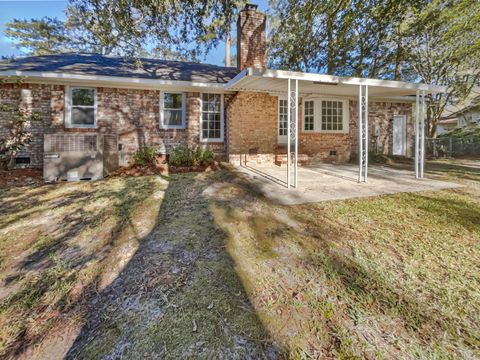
[196,146,215,166]
[169,145,215,167]
[169,145,193,167]
[133,145,157,166]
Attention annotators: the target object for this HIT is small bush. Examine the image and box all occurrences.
[169,146,215,167]
[169,146,193,167]
[196,146,215,166]
[133,145,157,166]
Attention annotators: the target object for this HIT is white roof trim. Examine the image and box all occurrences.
[0,67,447,94]
[227,67,447,93]
[0,70,228,90]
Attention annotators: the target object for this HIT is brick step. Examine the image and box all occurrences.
[275,153,311,166]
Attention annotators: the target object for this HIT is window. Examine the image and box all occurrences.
[321,100,344,131]
[299,98,347,133]
[278,99,288,136]
[303,100,314,131]
[66,87,96,128]
[160,92,186,129]
[201,93,223,141]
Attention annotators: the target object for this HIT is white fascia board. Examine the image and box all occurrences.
[229,68,447,93]
[225,68,248,88]
[0,70,232,92]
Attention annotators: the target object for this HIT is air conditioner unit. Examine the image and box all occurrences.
[44,133,118,182]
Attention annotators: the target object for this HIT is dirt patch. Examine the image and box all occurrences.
[110,162,221,178]
[110,164,167,177]
[168,162,221,173]
[0,169,43,188]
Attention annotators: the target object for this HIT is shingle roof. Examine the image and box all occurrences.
[0,53,240,84]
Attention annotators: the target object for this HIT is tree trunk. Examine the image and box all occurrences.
[393,42,402,80]
[225,29,231,67]
[326,16,334,73]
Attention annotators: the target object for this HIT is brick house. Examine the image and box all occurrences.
[0,4,443,182]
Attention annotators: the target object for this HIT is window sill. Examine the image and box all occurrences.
[302,130,349,134]
[65,125,97,129]
[200,138,224,143]
[159,126,186,130]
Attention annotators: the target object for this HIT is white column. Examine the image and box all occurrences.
[415,90,420,178]
[364,85,369,182]
[294,79,299,188]
[358,85,363,183]
[420,91,426,178]
[358,85,368,183]
[287,78,291,188]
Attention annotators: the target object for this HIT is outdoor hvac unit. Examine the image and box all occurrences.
[43,133,118,182]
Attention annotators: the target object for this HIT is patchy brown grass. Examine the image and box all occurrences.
[0,159,479,359]
[0,172,275,359]
[0,175,165,358]
[210,159,480,359]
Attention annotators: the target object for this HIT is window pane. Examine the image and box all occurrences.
[72,88,95,106]
[320,100,344,131]
[202,94,222,139]
[164,109,182,126]
[164,93,182,109]
[72,107,95,125]
[304,101,314,131]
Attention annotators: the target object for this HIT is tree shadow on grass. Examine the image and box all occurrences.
[0,176,165,358]
[294,201,479,357]
[207,173,480,358]
[63,172,277,359]
[425,161,480,182]
[400,192,480,232]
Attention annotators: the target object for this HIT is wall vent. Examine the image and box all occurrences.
[15,157,31,165]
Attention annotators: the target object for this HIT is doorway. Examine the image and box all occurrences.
[393,115,407,156]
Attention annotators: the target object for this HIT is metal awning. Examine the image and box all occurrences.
[226,67,446,189]
[226,68,447,99]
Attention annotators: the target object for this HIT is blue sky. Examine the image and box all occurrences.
[0,0,269,66]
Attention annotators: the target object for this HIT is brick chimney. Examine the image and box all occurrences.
[236,3,266,71]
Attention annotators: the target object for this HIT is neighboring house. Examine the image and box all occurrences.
[438,90,480,135]
[0,4,443,181]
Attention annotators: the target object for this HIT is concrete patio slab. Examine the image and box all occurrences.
[234,163,461,205]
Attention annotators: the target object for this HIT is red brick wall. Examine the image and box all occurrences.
[0,83,413,169]
[227,91,413,164]
[0,83,64,167]
[237,8,266,71]
[227,91,278,164]
[0,84,229,168]
[349,101,413,157]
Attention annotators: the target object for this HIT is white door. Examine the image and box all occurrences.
[278,98,288,144]
[393,115,407,156]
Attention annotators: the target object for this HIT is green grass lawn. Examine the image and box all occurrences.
[0,159,479,359]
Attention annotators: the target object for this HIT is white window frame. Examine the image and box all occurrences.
[65,86,97,129]
[160,91,186,129]
[200,93,224,142]
[301,97,349,134]
[318,98,349,133]
[302,99,315,132]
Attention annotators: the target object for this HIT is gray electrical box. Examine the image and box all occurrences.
[43,133,118,182]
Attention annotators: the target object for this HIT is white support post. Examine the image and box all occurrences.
[420,91,426,178]
[358,85,368,182]
[294,79,299,188]
[287,78,291,189]
[364,85,369,182]
[414,90,420,179]
[358,85,363,183]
